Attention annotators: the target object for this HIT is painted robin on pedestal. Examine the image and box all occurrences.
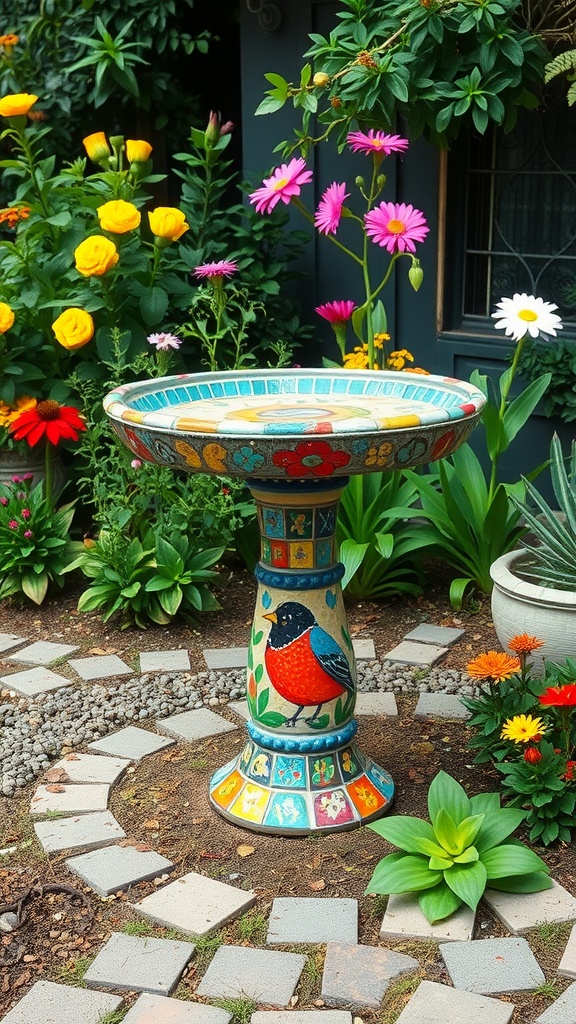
[263,601,354,727]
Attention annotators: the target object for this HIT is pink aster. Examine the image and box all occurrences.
[314,182,349,236]
[315,300,357,324]
[249,157,313,214]
[23,529,32,538]
[364,202,429,254]
[147,332,182,351]
[347,130,409,156]
[194,260,238,280]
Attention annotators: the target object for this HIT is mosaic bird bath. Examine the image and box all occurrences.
[104,368,485,835]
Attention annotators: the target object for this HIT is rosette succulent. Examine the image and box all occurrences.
[366,771,551,923]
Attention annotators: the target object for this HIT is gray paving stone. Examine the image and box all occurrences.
[404,624,465,646]
[267,897,358,945]
[394,980,514,1024]
[48,753,130,785]
[382,640,448,666]
[352,638,376,659]
[355,692,398,716]
[84,931,194,996]
[0,980,123,1024]
[0,666,70,696]
[558,923,576,978]
[203,646,248,669]
[88,725,175,760]
[440,937,545,994]
[30,783,109,817]
[380,892,475,942]
[196,945,306,1006]
[123,994,233,1024]
[34,810,125,855]
[536,981,576,1023]
[68,653,133,680]
[156,708,237,742]
[228,699,250,720]
[140,649,191,672]
[66,843,175,896]
[133,870,256,937]
[414,693,470,720]
[484,881,576,935]
[7,639,78,664]
[252,1015,351,1024]
[0,633,27,653]
[321,941,418,1008]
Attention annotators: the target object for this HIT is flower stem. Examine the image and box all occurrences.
[44,443,53,511]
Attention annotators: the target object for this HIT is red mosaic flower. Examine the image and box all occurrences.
[272,440,351,478]
[124,427,154,462]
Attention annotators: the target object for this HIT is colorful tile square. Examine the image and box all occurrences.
[246,751,272,782]
[347,774,387,817]
[316,538,333,568]
[314,789,356,828]
[211,770,244,809]
[261,538,272,563]
[264,792,310,830]
[315,505,337,538]
[271,540,289,568]
[310,755,341,789]
[272,756,307,789]
[339,747,360,779]
[289,542,314,568]
[262,508,284,538]
[287,509,313,539]
[229,782,270,824]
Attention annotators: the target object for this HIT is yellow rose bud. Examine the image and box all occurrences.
[0,93,38,117]
[83,131,111,163]
[97,199,141,234]
[74,235,119,277]
[0,302,15,333]
[52,308,95,350]
[126,139,153,163]
[148,207,189,242]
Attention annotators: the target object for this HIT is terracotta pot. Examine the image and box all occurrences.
[0,447,65,496]
[490,548,576,668]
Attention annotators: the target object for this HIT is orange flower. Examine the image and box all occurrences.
[0,205,30,228]
[83,131,111,164]
[508,634,545,655]
[126,139,153,163]
[0,93,38,117]
[0,34,19,46]
[402,366,431,375]
[466,651,521,682]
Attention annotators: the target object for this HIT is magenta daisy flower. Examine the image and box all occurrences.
[347,130,409,156]
[249,158,313,214]
[315,300,357,324]
[364,202,429,254]
[147,332,181,351]
[194,260,238,280]
[314,182,349,235]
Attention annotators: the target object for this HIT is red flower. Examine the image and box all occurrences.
[523,746,542,765]
[565,760,576,781]
[9,399,85,447]
[539,684,576,707]
[272,440,351,478]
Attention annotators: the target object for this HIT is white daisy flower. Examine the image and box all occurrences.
[492,293,563,342]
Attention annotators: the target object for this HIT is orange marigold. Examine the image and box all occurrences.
[467,651,521,682]
[508,634,545,655]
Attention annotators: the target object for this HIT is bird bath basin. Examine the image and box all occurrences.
[104,368,485,835]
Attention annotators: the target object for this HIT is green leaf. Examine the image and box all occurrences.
[434,808,461,856]
[454,814,485,852]
[428,771,471,827]
[480,844,548,879]
[257,711,286,728]
[140,286,169,327]
[22,572,49,605]
[340,539,369,589]
[502,374,552,444]
[444,860,487,910]
[486,871,553,893]
[474,808,527,852]
[366,854,441,895]
[418,882,463,923]
[368,815,441,855]
[469,792,501,815]
[429,855,454,870]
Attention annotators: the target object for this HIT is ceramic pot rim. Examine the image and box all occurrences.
[490,548,576,609]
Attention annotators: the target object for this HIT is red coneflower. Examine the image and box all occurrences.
[9,399,86,447]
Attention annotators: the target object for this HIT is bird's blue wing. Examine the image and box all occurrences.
[310,625,354,692]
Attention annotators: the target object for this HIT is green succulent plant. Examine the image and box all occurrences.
[366,771,552,923]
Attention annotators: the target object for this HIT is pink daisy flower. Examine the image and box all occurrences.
[314,182,349,235]
[194,260,238,280]
[364,202,429,254]
[347,130,409,156]
[147,332,181,351]
[249,158,313,214]
[315,300,357,324]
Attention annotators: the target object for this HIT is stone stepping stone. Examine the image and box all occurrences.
[8,640,78,665]
[252,1015,352,1024]
[536,981,576,1023]
[123,994,233,1024]
[0,633,27,653]
[30,783,109,817]
[394,980,514,1024]
[156,708,237,743]
[404,624,465,646]
[321,941,418,1008]
[414,693,470,720]
[0,666,70,696]
[140,649,191,672]
[0,980,123,1024]
[484,880,576,935]
[46,753,130,785]
[228,699,250,720]
[380,892,475,943]
[203,638,375,670]
[355,692,398,716]
[84,931,195,996]
[68,653,132,680]
[382,640,448,666]
[351,638,376,659]
[267,897,358,945]
[88,725,175,760]
[133,870,256,937]
[66,843,174,896]
[440,937,545,994]
[196,945,306,1006]
[559,923,576,978]
[34,810,125,855]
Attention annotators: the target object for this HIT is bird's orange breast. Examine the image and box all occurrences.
[265,631,346,706]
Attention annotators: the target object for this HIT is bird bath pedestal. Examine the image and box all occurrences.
[105,369,484,835]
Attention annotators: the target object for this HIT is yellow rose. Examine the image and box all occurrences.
[74,236,119,277]
[148,207,189,242]
[83,131,111,163]
[97,200,141,234]
[0,93,38,117]
[126,139,153,163]
[52,308,95,350]
[0,302,15,333]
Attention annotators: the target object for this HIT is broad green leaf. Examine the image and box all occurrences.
[474,808,527,852]
[366,854,441,894]
[428,771,471,827]
[444,860,487,910]
[434,808,461,855]
[340,539,369,589]
[502,373,552,444]
[469,792,501,815]
[454,814,485,851]
[480,844,548,879]
[368,815,440,855]
[453,847,479,864]
[429,856,454,871]
[418,881,463,923]
[485,871,553,893]
[22,572,48,605]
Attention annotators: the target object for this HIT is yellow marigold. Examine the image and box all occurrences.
[0,301,14,333]
[508,634,545,655]
[148,207,189,242]
[74,235,119,277]
[343,344,370,370]
[52,308,95,350]
[0,34,19,47]
[83,131,111,163]
[97,199,141,234]
[466,651,521,682]
[402,366,430,375]
[501,714,547,744]
[0,93,37,117]
[126,139,153,163]
[373,332,390,349]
